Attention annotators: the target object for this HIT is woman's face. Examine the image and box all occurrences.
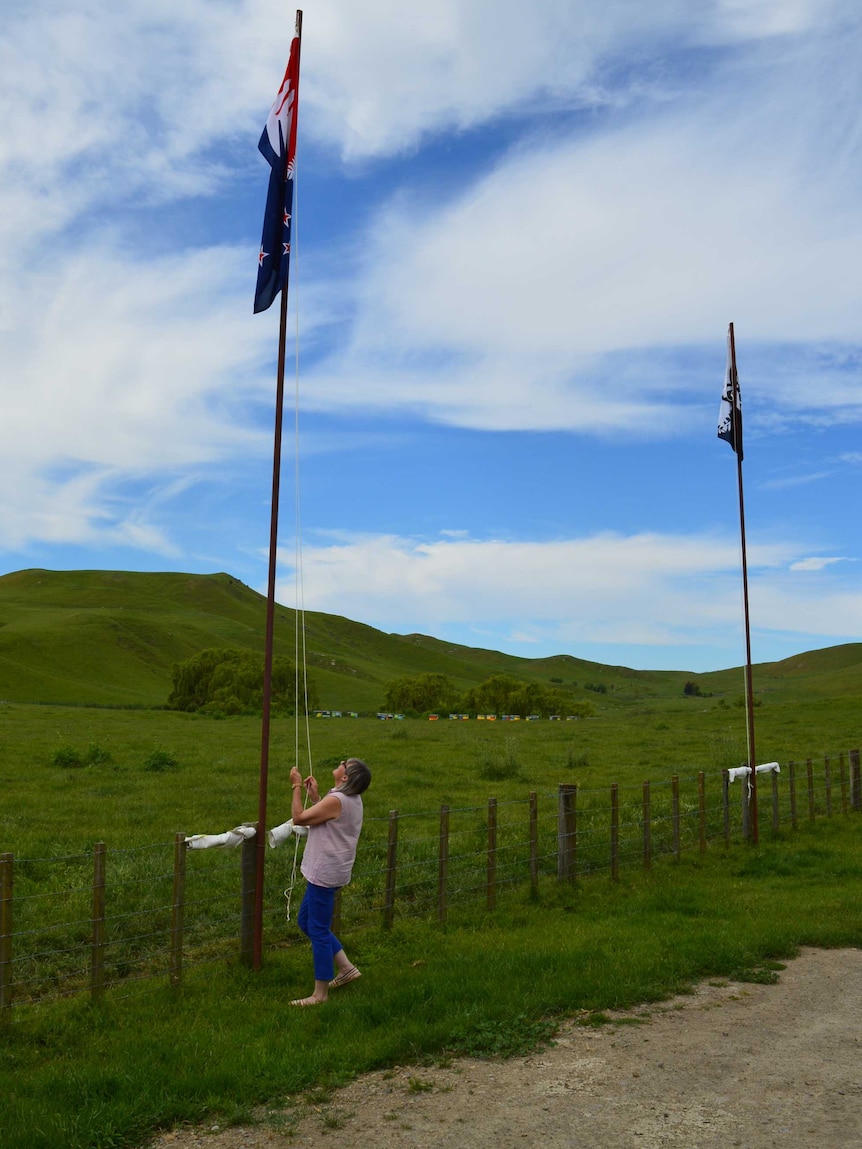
[333,760,350,786]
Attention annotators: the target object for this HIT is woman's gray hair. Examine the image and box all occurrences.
[339,757,371,797]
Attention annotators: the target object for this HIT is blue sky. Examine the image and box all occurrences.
[2,0,862,673]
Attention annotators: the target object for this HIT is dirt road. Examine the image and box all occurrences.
[149,947,861,1148]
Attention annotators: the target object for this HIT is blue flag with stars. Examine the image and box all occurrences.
[254,26,300,314]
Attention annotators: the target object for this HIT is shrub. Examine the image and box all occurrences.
[143,749,179,772]
[52,745,84,769]
[566,748,589,770]
[84,743,113,766]
[476,741,522,781]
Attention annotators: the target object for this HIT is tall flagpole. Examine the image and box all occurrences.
[728,322,759,844]
[253,12,303,970]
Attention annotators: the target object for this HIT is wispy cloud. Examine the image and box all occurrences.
[0,243,269,550]
[789,556,849,572]
[760,471,833,490]
[297,3,862,432]
[274,528,862,667]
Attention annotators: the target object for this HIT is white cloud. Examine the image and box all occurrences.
[269,529,862,668]
[304,0,837,159]
[760,471,833,491]
[298,3,862,432]
[789,556,848,572]
[2,0,861,568]
[276,529,844,659]
[0,242,271,550]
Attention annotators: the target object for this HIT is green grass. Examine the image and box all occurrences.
[2,568,861,1147]
[1,701,858,857]
[1,818,860,1149]
[4,568,862,722]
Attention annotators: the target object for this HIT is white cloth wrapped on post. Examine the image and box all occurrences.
[727,762,780,783]
[268,819,309,847]
[185,824,257,850]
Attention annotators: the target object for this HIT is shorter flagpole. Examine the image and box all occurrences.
[728,323,759,844]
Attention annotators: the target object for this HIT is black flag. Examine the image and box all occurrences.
[717,325,743,459]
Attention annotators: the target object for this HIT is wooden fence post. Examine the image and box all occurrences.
[557,784,577,883]
[383,810,399,929]
[90,842,106,999]
[806,758,816,824]
[672,775,681,860]
[722,770,730,846]
[240,829,258,966]
[487,798,497,910]
[824,756,833,818]
[771,768,780,833]
[789,761,798,829]
[839,752,849,814]
[642,781,651,870]
[437,804,450,923]
[0,853,12,1020]
[610,784,619,882]
[170,833,187,988]
[851,749,861,812]
[698,772,706,853]
[529,792,538,896]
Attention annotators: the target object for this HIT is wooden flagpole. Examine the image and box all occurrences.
[253,11,303,970]
[728,322,758,844]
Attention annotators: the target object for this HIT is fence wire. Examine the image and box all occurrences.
[1,754,859,1009]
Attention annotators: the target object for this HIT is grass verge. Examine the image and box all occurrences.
[2,817,860,1149]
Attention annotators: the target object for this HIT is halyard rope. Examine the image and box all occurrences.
[285,173,312,922]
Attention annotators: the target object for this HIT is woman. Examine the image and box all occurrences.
[288,756,372,1006]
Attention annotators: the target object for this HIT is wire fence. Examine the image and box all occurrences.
[2,751,860,1014]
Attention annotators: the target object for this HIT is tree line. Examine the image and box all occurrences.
[382,672,595,719]
[166,653,594,720]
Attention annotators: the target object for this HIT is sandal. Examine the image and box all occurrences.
[290,995,327,1007]
[329,965,361,989]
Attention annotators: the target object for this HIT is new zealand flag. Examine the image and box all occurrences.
[717,326,743,459]
[254,25,301,314]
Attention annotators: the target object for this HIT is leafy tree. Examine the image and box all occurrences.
[462,675,593,719]
[383,673,460,716]
[584,682,608,694]
[683,680,703,697]
[167,648,317,715]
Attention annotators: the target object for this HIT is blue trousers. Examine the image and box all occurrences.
[297,883,343,982]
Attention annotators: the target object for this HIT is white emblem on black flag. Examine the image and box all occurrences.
[717,328,742,459]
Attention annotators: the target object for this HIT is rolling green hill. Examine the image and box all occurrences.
[1,568,860,713]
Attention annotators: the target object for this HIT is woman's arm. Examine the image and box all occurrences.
[293,793,342,827]
[289,766,342,826]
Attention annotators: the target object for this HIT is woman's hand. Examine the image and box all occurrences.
[303,774,320,803]
[290,766,303,788]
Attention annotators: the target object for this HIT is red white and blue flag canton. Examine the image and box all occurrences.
[254,26,300,314]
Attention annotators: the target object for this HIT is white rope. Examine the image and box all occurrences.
[285,166,313,923]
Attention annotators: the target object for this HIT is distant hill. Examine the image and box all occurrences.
[0,568,860,711]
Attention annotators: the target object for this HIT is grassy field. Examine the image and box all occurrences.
[1,568,860,1148]
[1,698,860,856]
[2,818,861,1149]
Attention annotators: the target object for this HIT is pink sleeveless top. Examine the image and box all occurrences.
[300,790,364,888]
